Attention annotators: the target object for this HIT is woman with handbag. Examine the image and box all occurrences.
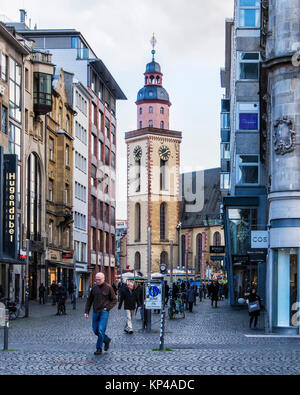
[247,288,262,329]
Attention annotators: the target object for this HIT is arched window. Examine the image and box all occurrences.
[149,120,153,128]
[160,203,167,240]
[156,76,160,84]
[134,252,141,271]
[160,251,168,267]
[160,159,167,191]
[160,121,164,129]
[149,106,153,114]
[135,203,141,241]
[196,234,202,274]
[213,231,221,246]
[139,107,142,115]
[139,121,143,129]
[27,153,42,239]
[150,75,154,84]
[160,107,164,114]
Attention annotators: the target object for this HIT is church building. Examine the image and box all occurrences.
[125,37,182,275]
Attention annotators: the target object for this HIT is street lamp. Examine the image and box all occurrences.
[177,222,182,268]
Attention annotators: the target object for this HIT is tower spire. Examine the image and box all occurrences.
[150,33,157,61]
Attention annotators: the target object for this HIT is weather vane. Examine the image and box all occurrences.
[150,33,157,61]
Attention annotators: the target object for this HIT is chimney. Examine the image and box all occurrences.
[19,9,27,24]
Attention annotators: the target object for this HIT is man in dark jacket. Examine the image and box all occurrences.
[186,285,195,313]
[211,281,220,308]
[118,281,140,334]
[39,283,46,305]
[84,272,117,355]
[56,282,67,315]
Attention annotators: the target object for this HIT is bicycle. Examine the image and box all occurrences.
[56,300,66,315]
[2,299,25,320]
[168,293,185,319]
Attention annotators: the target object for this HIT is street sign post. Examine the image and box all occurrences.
[0,302,5,327]
[159,281,166,352]
[145,282,163,310]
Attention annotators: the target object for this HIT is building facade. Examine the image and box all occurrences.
[0,23,29,300]
[220,0,268,307]
[45,68,75,292]
[180,169,225,279]
[73,80,91,297]
[7,12,126,285]
[262,0,300,333]
[126,45,182,276]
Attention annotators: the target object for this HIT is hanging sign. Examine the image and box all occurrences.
[3,154,18,260]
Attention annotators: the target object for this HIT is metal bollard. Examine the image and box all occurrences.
[3,309,9,351]
[159,311,166,351]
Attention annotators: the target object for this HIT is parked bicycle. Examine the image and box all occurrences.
[168,293,185,319]
[0,298,25,320]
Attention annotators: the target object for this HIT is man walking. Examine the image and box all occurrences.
[39,283,46,305]
[84,272,117,356]
[211,281,220,308]
[186,285,195,313]
[56,282,67,315]
[118,281,140,334]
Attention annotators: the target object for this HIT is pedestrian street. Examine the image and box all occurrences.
[1,297,300,375]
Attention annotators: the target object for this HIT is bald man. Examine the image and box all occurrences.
[84,272,117,355]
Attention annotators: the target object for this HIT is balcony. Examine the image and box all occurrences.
[33,72,52,115]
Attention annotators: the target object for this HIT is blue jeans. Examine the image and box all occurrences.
[92,310,110,350]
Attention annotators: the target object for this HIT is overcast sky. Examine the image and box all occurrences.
[2,0,234,220]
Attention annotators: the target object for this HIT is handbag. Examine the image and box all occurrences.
[248,300,260,313]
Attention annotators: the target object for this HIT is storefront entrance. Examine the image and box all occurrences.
[272,248,299,330]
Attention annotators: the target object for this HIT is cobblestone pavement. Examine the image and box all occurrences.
[1,297,300,375]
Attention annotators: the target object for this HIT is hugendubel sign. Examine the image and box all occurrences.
[3,154,18,260]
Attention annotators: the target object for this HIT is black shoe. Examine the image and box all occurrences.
[128,330,134,335]
[94,349,102,356]
[104,338,111,351]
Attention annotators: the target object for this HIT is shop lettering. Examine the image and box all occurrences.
[253,237,268,243]
[6,172,16,243]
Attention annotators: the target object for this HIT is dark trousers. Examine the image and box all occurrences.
[250,315,258,328]
[57,300,66,314]
[211,298,218,308]
[39,295,45,304]
[188,302,193,312]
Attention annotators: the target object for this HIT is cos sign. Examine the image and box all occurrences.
[251,231,268,249]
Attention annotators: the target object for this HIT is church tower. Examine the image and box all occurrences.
[125,36,182,275]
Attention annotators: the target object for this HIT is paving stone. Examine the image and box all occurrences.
[0,298,300,375]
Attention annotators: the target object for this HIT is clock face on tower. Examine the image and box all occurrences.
[133,146,142,161]
[159,146,171,161]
